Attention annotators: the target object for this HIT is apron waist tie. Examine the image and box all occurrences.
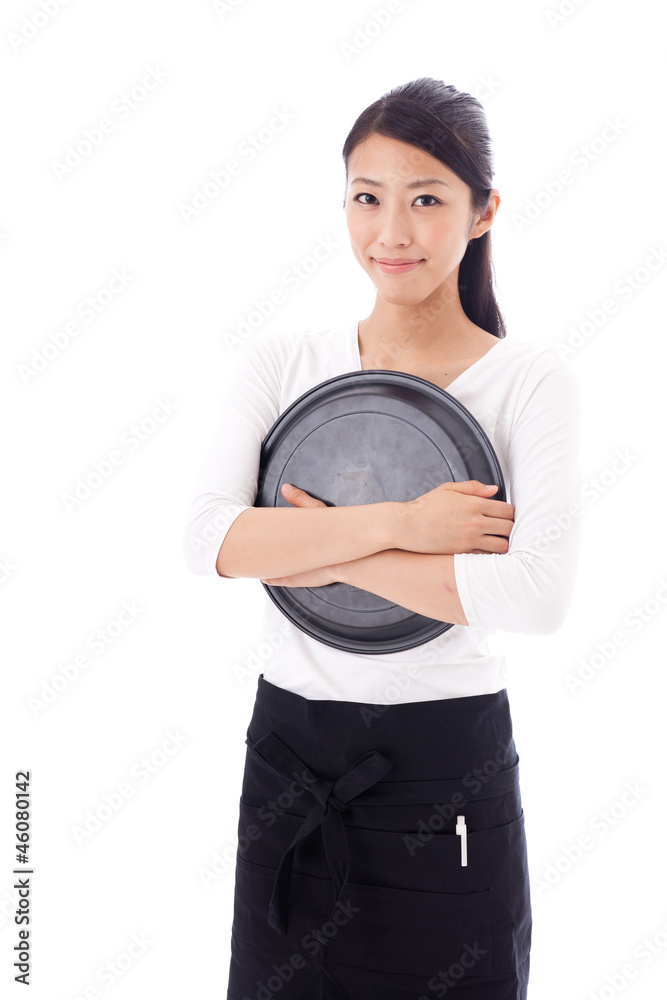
[245,730,393,935]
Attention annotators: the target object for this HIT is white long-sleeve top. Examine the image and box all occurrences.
[183,320,583,703]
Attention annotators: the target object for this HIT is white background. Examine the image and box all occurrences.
[2,0,666,997]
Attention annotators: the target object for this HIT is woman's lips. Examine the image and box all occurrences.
[373,258,424,274]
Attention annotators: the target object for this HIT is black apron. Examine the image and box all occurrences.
[226,674,532,999]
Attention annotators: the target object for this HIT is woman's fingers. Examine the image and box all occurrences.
[280,484,327,507]
[482,514,514,537]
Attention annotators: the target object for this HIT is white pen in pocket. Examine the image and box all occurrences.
[456,814,468,866]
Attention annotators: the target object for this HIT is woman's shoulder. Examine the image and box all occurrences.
[497,332,579,385]
[497,333,582,413]
[498,332,564,366]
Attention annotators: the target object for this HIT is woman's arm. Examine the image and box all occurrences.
[182,332,404,578]
[341,355,583,634]
[264,348,583,636]
[183,330,510,580]
[261,549,468,624]
[217,477,507,579]
[216,500,398,579]
[335,550,469,626]
[451,350,584,634]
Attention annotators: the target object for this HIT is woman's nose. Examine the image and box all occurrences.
[375,206,412,247]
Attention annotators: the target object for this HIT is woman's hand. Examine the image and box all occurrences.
[259,484,341,588]
[395,480,515,555]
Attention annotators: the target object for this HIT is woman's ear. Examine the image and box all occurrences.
[470,189,501,240]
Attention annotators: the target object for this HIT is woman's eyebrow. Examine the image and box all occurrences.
[349,176,451,189]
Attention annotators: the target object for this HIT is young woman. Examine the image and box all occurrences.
[184,77,582,1000]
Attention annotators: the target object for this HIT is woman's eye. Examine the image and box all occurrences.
[353,193,441,206]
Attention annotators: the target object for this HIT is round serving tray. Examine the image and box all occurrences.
[255,369,505,654]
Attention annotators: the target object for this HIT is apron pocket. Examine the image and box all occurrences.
[235,795,530,977]
[232,853,494,979]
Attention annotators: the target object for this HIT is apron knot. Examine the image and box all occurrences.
[245,730,393,934]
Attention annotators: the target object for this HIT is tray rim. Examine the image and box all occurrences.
[259,368,503,490]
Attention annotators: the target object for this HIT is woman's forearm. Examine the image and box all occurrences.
[335,549,469,626]
[216,502,401,578]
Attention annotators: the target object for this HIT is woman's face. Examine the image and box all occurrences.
[344,132,491,308]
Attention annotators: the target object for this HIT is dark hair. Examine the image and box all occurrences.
[342,77,506,339]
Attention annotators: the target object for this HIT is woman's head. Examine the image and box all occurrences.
[342,77,505,338]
